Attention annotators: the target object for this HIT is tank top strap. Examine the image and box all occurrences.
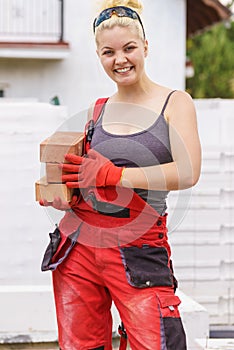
[160,90,177,115]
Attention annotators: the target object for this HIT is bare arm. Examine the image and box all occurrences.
[121,91,202,191]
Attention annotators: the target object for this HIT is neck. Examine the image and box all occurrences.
[114,75,156,103]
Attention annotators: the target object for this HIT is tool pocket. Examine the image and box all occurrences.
[41,226,81,271]
[157,294,187,350]
[41,226,61,271]
[120,245,173,288]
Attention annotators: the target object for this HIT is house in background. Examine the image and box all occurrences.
[0,0,233,348]
[0,0,231,114]
[187,0,232,37]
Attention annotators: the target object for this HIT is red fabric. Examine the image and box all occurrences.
[52,235,180,350]
[119,337,128,350]
[51,188,184,349]
[92,98,109,123]
[58,187,171,250]
[84,98,109,153]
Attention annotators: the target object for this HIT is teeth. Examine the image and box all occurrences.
[116,67,131,73]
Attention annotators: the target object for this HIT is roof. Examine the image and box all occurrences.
[187,0,233,37]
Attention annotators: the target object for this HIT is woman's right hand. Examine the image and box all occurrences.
[39,196,77,211]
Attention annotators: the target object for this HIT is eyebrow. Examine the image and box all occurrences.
[123,41,138,47]
[101,41,138,51]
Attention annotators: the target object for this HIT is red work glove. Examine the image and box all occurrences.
[60,149,124,188]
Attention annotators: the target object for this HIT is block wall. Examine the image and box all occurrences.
[169,99,234,325]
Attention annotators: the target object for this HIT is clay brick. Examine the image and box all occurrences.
[40,131,84,163]
[46,162,66,183]
[35,177,73,202]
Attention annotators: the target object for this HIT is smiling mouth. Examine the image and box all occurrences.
[114,67,133,74]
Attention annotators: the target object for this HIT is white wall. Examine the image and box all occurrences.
[0,99,233,342]
[169,99,234,325]
[0,102,67,287]
[0,0,186,116]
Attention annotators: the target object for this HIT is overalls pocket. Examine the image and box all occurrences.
[156,294,187,350]
[41,225,81,271]
[120,245,173,288]
[41,226,61,271]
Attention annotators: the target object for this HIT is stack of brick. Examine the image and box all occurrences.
[35,131,84,202]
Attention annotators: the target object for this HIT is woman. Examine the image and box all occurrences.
[40,1,201,349]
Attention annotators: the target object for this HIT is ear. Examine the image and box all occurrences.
[144,40,149,57]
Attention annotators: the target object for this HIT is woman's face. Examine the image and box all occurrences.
[96,25,148,86]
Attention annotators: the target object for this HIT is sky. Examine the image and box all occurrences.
[219,0,230,4]
[219,0,234,9]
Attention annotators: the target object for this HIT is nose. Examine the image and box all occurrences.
[115,51,128,65]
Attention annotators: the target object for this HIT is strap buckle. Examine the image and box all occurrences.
[118,323,127,339]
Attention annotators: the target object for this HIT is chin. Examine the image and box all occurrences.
[117,78,138,86]
[114,74,137,85]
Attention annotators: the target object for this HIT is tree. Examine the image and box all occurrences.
[186,19,234,98]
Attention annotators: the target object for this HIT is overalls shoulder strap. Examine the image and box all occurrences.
[84,97,109,153]
[93,97,109,123]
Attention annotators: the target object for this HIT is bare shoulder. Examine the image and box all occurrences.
[166,90,197,123]
[171,90,194,105]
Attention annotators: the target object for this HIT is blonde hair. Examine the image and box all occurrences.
[98,0,143,13]
[94,0,145,42]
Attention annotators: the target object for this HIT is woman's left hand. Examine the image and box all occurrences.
[60,149,124,188]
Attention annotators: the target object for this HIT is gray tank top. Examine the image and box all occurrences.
[91,91,175,215]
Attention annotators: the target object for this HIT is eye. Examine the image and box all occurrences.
[125,45,136,52]
[102,50,114,56]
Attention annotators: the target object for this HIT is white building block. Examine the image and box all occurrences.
[0,285,209,350]
[0,285,57,343]
[177,290,209,350]
[196,338,234,350]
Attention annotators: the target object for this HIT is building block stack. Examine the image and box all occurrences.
[35,131,84,202]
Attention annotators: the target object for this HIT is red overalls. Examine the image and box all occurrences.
[41,98,187,350]
[42,185,186,350]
